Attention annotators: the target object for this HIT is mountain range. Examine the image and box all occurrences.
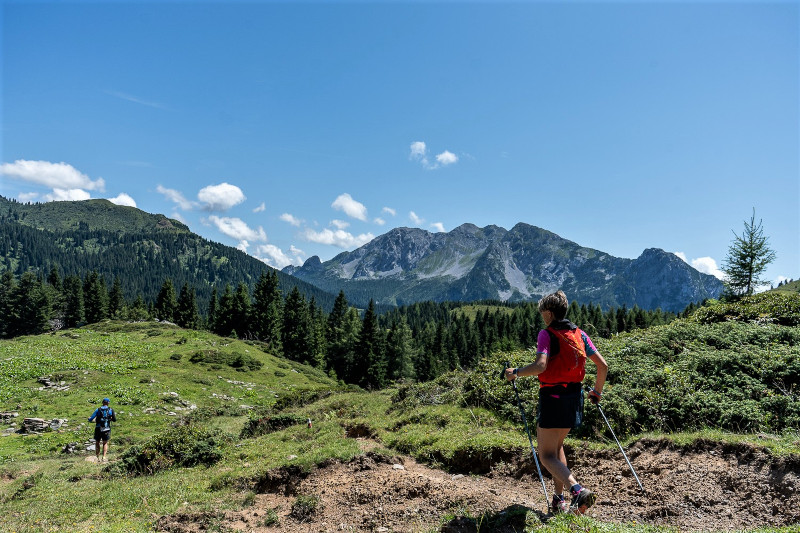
[0,196,336,310]
[0,196,723,312]
[284,223,724,312]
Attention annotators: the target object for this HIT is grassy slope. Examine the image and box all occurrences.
[1,294,799,532]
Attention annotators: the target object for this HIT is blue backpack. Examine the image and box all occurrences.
[97,406,113,430]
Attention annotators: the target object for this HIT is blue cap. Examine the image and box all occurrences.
[102,398,110,404]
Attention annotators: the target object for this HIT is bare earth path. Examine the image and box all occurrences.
[157,437,800,532]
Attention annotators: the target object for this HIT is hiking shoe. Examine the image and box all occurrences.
[569,488,596,515]
[551,495,569,514]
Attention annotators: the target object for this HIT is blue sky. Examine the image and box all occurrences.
[2,1,798,287]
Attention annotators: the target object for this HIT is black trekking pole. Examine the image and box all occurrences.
[586,387,645,494]
[503,362,549,509]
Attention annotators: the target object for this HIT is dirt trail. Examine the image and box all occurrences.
[157,437,800,532]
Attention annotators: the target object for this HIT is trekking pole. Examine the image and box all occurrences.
[503,362,549,508]
[587,388,645,493]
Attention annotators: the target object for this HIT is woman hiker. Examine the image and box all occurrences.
[505,290,608,515]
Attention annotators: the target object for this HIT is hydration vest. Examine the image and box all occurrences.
[97,406,113,430]
[538,323,587,387]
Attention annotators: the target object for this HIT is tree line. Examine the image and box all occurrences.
[0,267,690,389]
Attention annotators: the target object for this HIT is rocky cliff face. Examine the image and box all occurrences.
[284,223,723,311]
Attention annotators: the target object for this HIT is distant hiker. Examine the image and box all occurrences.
[505,290,608,515]
[88,397,117,462]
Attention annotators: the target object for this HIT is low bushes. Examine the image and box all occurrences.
[110,424,225,476]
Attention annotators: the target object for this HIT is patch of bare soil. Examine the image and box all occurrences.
[156,437,800,532]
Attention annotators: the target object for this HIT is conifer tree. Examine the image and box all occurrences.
[12,272,52,336]
[355,300,386,389]
[63,275,85,329]
[326,291,358,380]
[83,271,108,324]
[282,286,312,364]
[231,282,252,337]
[154,279,177,323]
[207,287,218,332]
[386,317,416,382]
[722,209,777,296]
[176,283,199,329]
[251,271,282,349]
[215,284,235,336]
[0,271,15,338]
[108,277,124,319]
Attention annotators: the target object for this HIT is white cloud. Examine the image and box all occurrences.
[431,222,445,232]
[280,213,302,227]
[254,244,295,269]
[436,151,458,166]
[207,215,267,242]
[108,193,137,207]
[1,160,105,191]
[253,202,266,213]
[157,185,195,210]
[409,142,458,169]
[374,217,386,226]
[17,192,39,202]
[302,228,374,248]
[674,252,724,280]
[332,193,368,221]
[409,141,428,166]
[331,219,350,230]
[171,211,187,224]
[382,207,396,216]
[44,188,91,202]
[691,257,724,279]
[198,182,246,211]
[409,211,424,225]
[290,245,305,258]
[237,240,250,253]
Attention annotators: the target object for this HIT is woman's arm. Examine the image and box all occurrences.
[505,352,548,381]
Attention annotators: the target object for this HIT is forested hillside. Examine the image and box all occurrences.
[0,196,336,310]
[0,265,689,389]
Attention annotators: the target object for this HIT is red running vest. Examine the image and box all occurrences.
[538,326,587,387]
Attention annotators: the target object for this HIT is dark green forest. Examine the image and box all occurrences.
[0,197,337,310]
[0,267,687,389]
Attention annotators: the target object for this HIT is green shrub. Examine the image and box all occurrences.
[290,494,320,522]
[241,414,307,438]
[189,349,263,371]
[111,424,225,476]
[694,292,800,326]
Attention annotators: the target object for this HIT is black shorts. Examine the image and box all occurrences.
[94,426,111,442]
[537,383,584,429]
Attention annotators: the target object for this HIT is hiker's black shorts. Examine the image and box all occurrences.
[94,427,111,442]
[537,383,584,429]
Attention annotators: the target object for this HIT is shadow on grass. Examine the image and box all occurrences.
[441,503,549,532]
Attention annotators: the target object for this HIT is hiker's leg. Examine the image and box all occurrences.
[537,426,577,489]
[102,440,109,460]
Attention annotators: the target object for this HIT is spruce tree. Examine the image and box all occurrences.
[355,300,386,389]
[722,209,777,296]
[282,286,312,364]
[83,271,108,324]
[108,277,124,319]
[12,272,52,336]
[0,272,15,338]
[63,275,85,328]
[251,271,282,349]
[231,282,252,338]
[154,279,178,323]
[176,283,199,329]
